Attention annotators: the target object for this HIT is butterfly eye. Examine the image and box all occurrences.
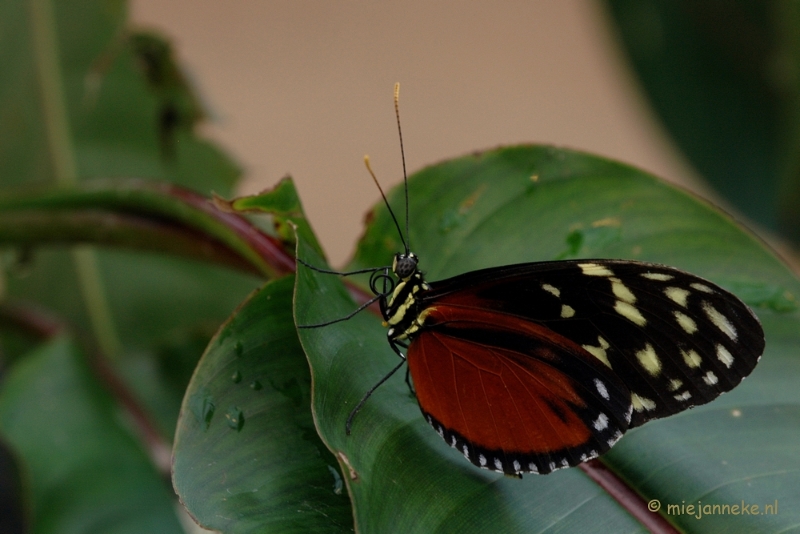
[393,253,418,279]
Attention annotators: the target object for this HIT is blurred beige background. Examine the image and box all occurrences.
[130,0,701,266]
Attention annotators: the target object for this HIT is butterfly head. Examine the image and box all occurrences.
[392,252,418,280]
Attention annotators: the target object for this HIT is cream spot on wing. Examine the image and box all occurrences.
[681,349,702,368]
[611,278,636,304]
[579,263,614,276]
[561,304,575,318]
[513,460,521,472]
[479,454,487,466]
[664,287,690,307]
[631,393,657,412]
[636,343,661,376]
[642,272,673,281]
[494,458,503,471]
[541,283,560,297]
[528,462,538,474]
[668,378,683,392]
[607,430,623,448]
[691,282,714,294]
[717,344,734,368]
[673,311,698,334]
[703,371,719,386]
[593,413,609,431]
[594,378,610,400]
[674,391,692,402]
[703,302,738,341]
[615,301,647,326]
[582,336,612,368]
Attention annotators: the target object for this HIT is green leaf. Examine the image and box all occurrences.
[213,176,325,259]
[0,1,261,440]
[1,0,238,191]
[0,0,252,347]
[602,0,800,242]
[172,276,354,533]
[0,336,182,533]
[297,145,800,531]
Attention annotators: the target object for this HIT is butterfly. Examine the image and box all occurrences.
[299,84,765,476]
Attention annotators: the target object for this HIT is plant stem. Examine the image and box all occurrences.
[29,0,123,358]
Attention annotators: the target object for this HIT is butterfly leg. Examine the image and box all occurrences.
[404,367,416,396]
[391,340,416,394]
[345,358,407,435]
[298,293,382,328]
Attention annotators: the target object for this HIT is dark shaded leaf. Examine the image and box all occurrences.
[603,0,800,241]
[0,437,28,534]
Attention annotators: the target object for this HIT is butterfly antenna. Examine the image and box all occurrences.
[364,155,409,254]
[394,82,410,254]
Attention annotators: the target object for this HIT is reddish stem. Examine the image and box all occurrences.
[581,460,678,533]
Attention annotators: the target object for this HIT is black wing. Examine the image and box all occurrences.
[419,259,764,428]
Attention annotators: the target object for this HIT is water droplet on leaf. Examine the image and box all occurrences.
[189,389,215,429]
[225,406,245,431]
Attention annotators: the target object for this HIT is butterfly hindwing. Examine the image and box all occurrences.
[407,305,633,475]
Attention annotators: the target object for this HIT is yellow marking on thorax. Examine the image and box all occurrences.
[387,291,416,326]
[387,280,407,307]
[395,307,436,339]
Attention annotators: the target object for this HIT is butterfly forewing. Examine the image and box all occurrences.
[409,259,763,472]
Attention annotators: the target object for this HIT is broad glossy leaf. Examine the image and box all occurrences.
[172,276,353,533]
[0,336,182,533]
[297,145,800,531]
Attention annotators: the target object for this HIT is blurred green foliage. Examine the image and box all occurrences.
[604,0,800,241]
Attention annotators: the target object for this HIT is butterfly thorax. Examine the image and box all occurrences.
[382,252,431,342]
